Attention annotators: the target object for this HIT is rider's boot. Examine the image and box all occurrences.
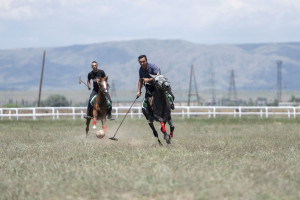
[170,103,175,110]
[107,107,114,120]
[171,96,175,110]
[84,105,93,119]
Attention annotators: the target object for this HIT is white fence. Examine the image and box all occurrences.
[1,106,300,120]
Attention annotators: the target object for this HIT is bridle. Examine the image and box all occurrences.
[153,75,170,91]
[97,79,109,94]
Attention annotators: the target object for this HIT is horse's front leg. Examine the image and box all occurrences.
[160,121,170,144]
[148,122,162,146]
[86,118,91,138]
[92,108,98,129]
[101,118,107,136]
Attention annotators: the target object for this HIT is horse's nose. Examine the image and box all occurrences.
[164,82,170,88]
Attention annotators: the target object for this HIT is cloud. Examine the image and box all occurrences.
[0,0,300,49]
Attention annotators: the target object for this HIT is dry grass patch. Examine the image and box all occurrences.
[0,117,300,199]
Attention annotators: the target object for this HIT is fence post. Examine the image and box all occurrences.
[213,107,216,118]
[131,109,133,119]
[0,108,2,120]
[294,107,296,118]
[115,107,119,119]
[260,109,263,118]
[138,107,141,119]
[266,107,268,118]
[233,109,236,118]
[187,107,190,118]
[208,110,211,118]
[57,110,59,119]
[81,110,84,119]
[52,108,55,120]
[182,110,184,119]
[33,108,36,120]
[72,107,75,120]
[9,109,11,120]
[16,108,19,120]
[288,109,290,118]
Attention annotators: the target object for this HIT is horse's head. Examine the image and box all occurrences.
[150,74,171,91]
[98,76,109,94]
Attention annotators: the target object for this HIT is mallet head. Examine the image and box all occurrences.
[109,137,118,141]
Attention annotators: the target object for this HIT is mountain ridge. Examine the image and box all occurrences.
[0,39,299,91]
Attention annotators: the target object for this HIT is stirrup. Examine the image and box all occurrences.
[84,115,92,119]
[107,114,114,120]
[170,104,175,110]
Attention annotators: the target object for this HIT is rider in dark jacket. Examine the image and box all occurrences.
[84,61,114,120]
[137,55,174,121]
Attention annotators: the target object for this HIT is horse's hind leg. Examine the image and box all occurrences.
[86,118,91,138]
[148,122,162,146]
[167,118,175,139]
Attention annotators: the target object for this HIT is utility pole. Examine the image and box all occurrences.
[277,60,282,103]
[228,69,237,102]
[37,50,46,107]
[210,67,216,105]
[188,64,200,106]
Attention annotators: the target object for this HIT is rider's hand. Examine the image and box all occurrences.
[137,91,141,98]
[143,78,150,83]
[88,86,91,90]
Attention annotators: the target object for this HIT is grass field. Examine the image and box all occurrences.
[1,117,300,199]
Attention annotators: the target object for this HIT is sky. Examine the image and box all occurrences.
[1,0,300,49]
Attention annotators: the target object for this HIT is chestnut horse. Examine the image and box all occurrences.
[85,77,109,138]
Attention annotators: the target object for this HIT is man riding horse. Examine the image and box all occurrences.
[137,55,175,144]
[136,55,175,121]
[84,61,114,120]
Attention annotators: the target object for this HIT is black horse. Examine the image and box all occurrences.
[142,74,175,145]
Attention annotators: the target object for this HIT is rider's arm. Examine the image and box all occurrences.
[143,77,153,83]
[87,73,92,90]
[137,78,143,97]
[87,79,91,90]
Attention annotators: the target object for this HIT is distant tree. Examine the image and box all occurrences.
[273,99,279,106]
[289,95,300,102]
[42,94,70,107]
[2,103,22,108]
[247,98,255,106]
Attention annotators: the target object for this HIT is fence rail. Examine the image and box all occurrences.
[1,106,300,120]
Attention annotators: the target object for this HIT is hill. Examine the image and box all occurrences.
[0,39,299,91]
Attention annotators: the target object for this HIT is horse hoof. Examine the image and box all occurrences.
[93,125,96,129]
[163,133,171,144]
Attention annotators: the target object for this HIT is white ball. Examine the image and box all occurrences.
[96,129,105,139]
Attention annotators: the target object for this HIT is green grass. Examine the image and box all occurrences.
[1,117,300,199]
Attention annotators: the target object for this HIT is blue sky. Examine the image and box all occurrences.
[1,0,300,49]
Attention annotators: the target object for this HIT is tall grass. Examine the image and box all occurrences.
[1,117,300,199]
